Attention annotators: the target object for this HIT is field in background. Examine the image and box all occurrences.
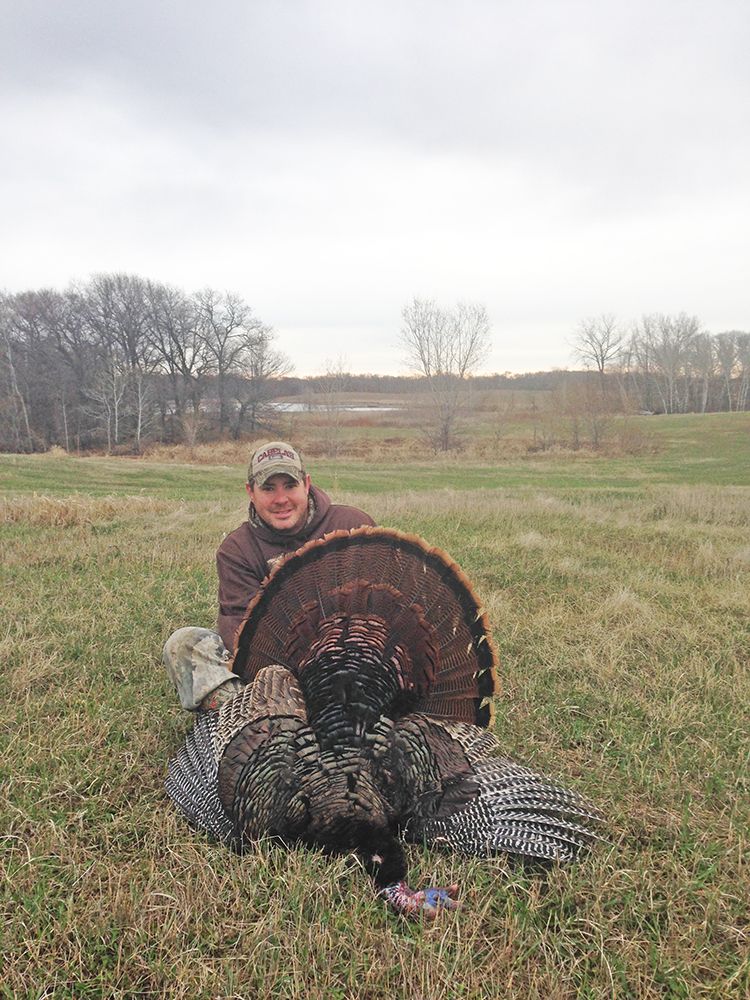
[1,414,749,998]
[3,412,750,496]
[152,385,638,463]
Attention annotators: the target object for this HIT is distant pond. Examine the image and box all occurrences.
[270,402,402,413]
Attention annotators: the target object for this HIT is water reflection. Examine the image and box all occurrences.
[270,402,401,413]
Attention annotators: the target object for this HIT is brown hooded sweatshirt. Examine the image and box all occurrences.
[216,484,375,651]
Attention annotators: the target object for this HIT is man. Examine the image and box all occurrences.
[163,440,374,711]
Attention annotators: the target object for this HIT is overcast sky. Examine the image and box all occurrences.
[2,0,748,375]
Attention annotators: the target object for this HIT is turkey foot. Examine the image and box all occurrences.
[382,881,460,919]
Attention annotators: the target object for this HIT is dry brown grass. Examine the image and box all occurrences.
[132,399,659,467]
[0,494,177,527]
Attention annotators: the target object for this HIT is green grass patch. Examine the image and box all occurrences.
[2,413,748,499]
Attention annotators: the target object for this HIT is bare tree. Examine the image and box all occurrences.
[131,369,155,453]
[557,379,612,450]
[630,313,702,414]
[85,363,128,453]
[180,410,203,459]
[735,333,750,411]
[317,356,349,458]
[226,327,292,438]
[82,274,165,449]
[84,274,154,375]
[714,332,738,412]
[2,288,97,449]
[400,298,490,451]
[690,333,715,414]
[195,289,265,434]
[144,280,208,433]
[572,314,624,401]
[0,296,34,451]
[402,299,490,378]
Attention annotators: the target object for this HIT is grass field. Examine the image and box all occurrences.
[1,413,749,998]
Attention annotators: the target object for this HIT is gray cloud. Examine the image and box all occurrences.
[2,0,748,373]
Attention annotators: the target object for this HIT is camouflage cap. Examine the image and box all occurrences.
[248,441,305,486]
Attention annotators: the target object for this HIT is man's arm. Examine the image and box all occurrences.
[216,543,266,653]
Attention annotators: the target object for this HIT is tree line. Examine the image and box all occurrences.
[0,274,290,453]
[2,276,748,456]
[574,313,750,414]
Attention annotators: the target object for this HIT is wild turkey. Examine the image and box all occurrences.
[166,526,603,917]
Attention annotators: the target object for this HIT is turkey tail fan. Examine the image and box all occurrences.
[231,526,499,729]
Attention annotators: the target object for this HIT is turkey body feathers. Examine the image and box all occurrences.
[165,527,603,906]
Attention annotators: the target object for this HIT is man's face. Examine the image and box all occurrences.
[247,473,311,534]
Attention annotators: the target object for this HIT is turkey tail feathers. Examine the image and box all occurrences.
[232,527,499,730]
